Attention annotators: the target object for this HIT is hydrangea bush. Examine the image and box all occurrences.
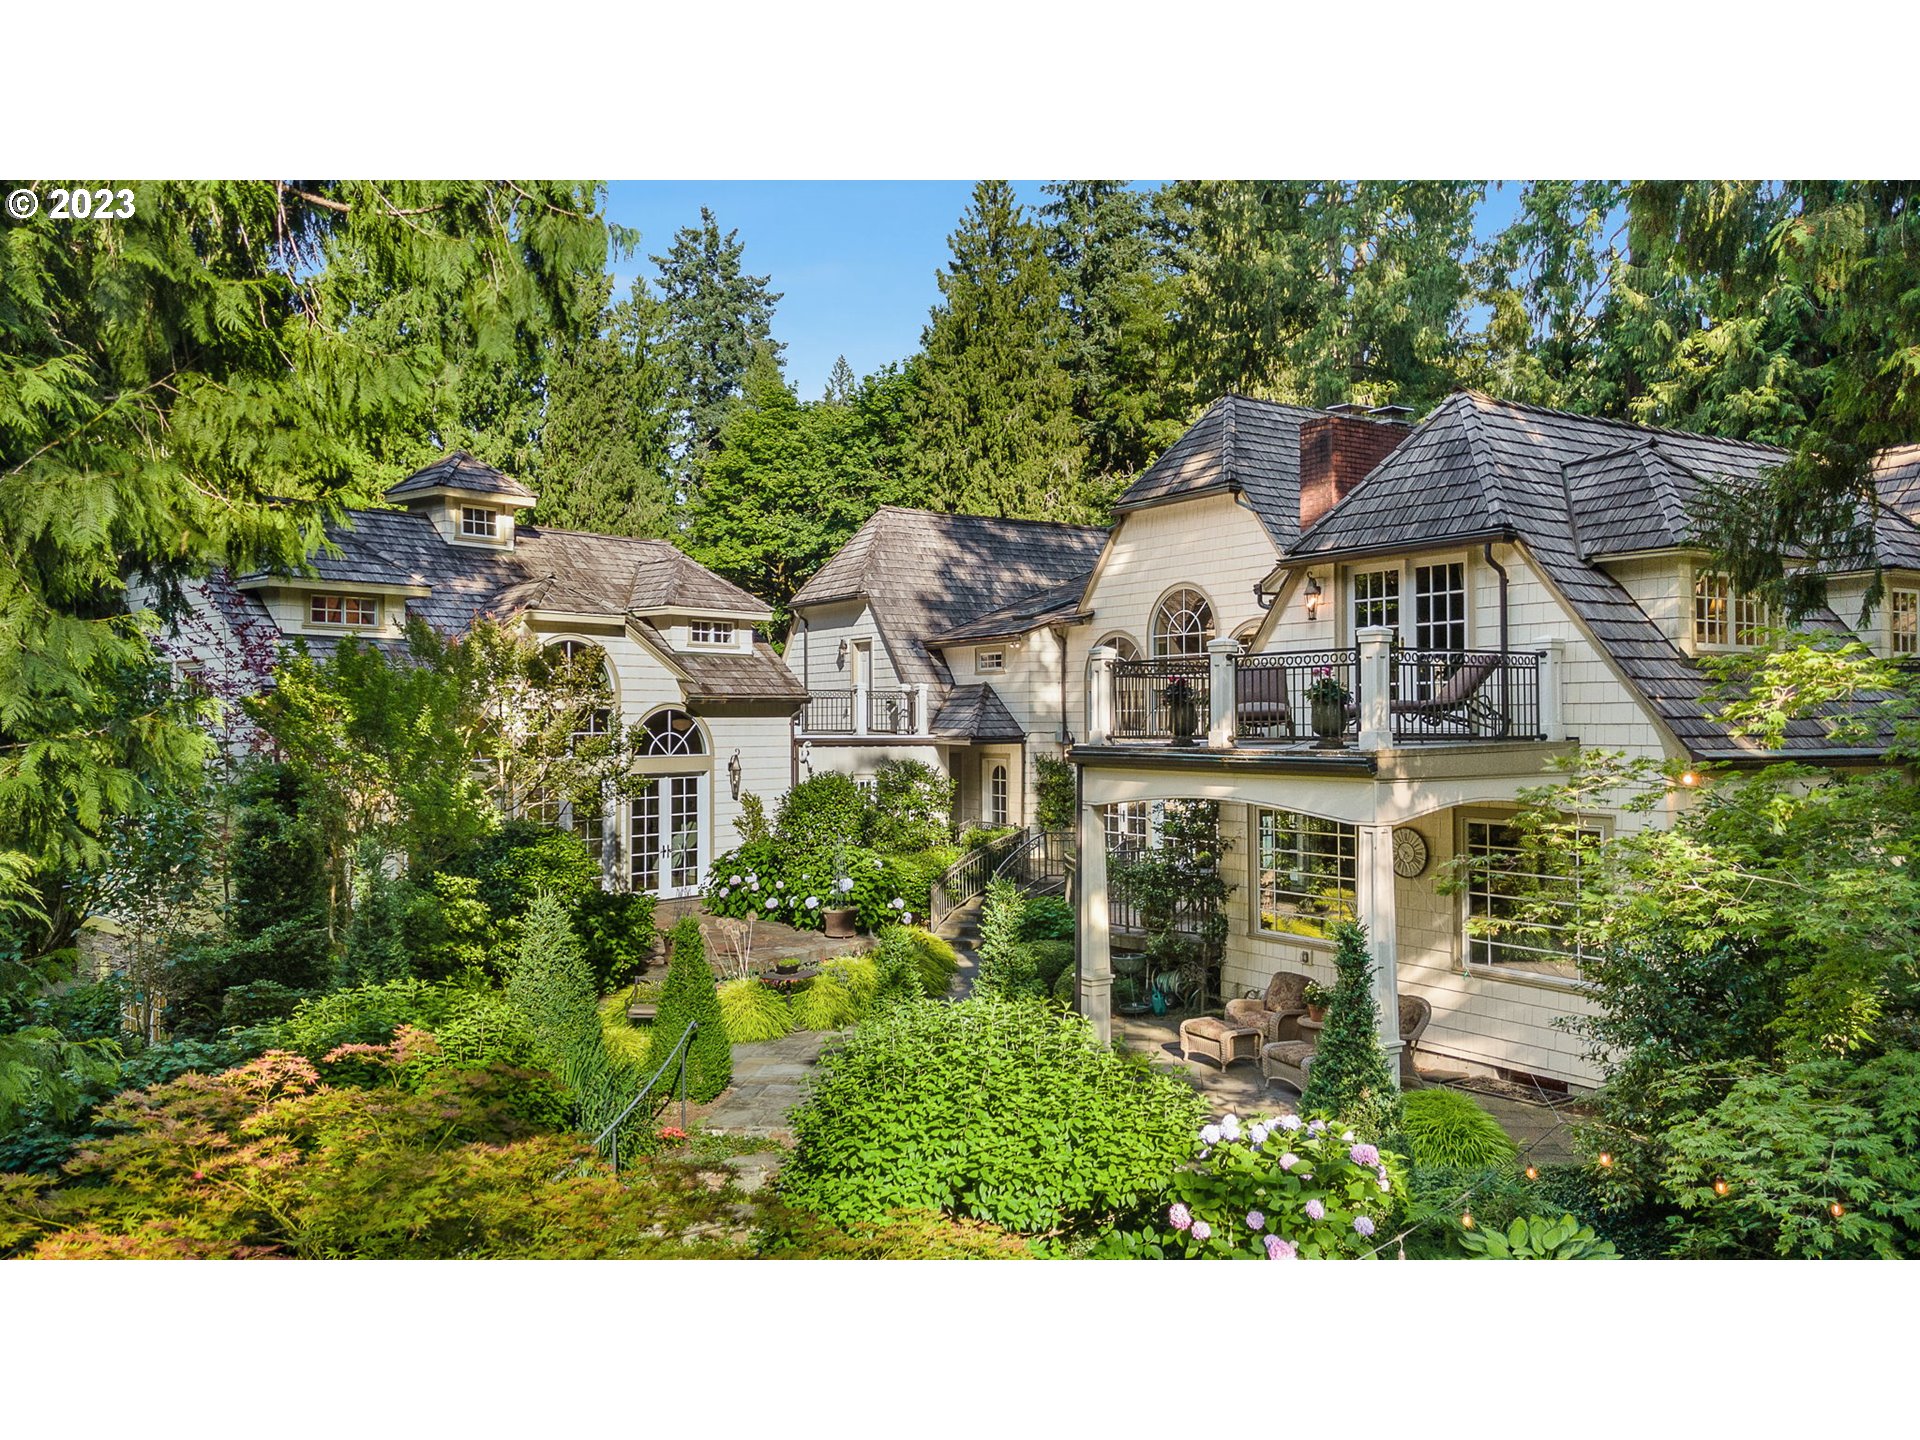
[701,841,922,934]
[1101,1111,1406,1259]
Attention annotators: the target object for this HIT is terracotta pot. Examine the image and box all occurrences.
[1307,1004,1327,1023]
[823,907,858,939]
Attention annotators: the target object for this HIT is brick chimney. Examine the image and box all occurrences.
[1298,408,1410,532]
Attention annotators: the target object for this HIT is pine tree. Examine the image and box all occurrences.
[824,355,858,404]
[906,181,1092,521]
[1299,921,1404,1140]
[534,276,677,537]
[651,916,731,1102]
[652,209,784,492]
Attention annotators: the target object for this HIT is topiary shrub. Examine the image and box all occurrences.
[780,997,1205,1234]
[1402,1089,1518,1170]
[717,977,794,1043]
[651,918,731,1102]
[1299,921,1403,1139]
[774,772,870,851]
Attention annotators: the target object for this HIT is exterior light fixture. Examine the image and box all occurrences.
[1830,1202,1846,1219]
[727,749,742,799]
[1713,1177,1730,1197]
[1303,575,1323,622]
[1460,1212,1475,1230]
[836,638,849,666]
[1597,1152,1614,1169]
[1680,770,1700,787]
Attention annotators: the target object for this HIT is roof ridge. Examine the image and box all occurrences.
[1641,441,1706,543]
[864,502,1105,535]
[1221,395,1240,491]
[1459,389,1792,456]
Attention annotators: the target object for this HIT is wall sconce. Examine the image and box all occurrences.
[836,638,849,667]
[1303,575,1323,622]
[727,750,743,799]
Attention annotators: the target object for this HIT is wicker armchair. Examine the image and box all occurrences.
[1224,971,1312,1043]
[1261,994,1433,1092]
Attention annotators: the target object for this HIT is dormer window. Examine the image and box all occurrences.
[1693,571,1765,648]
[689,620,735,647]
[310,594,378,627]
[460,506,500,539]
[977,648,1006,673]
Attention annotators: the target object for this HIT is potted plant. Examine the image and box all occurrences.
[774,956,803,975]
[1304,980,1334,1023]
[823,845,858,938]
[1163,674,1199,742]
[1306,667,1349,747]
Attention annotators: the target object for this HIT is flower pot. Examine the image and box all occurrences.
[823,907,857,939]
[1167,696,1199,742]
[1310,697,1346,747]
[775,959,802,975]
[1306,1004,1327,1023]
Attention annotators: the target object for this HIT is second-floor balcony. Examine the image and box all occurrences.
[1091,628,1562,754]
[799,684,930,737]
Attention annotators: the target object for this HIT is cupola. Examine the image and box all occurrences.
[384,451,539,549]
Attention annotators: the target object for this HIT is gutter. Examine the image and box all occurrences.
[1279,526,1519,572]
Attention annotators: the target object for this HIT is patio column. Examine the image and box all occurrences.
[1538,638,1564,742]
[1086,645,1117,745]
[1356,626,1394,751]
[1355,820,1403,1080]
[1075,796,1113,1043]
[1206,637,1241,751]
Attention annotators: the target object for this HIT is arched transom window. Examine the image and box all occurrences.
[1097,632,1141,661]
[1151,588,1215,658]
[642,708,706,756]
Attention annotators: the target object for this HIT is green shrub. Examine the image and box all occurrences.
[218,981,314,1030]
[761,1207,1031,1259]
[1017,895,1074,943]
[1025,940,1075,993]
[869,927,931,1003]
[1457,1213,1619,1259]
[791,971,862,1031]
[595,992,652,1069]
[957,824,1018,852]
[780,997,1206,1234]
[1401,1089,1518,1170]
[903,928,959,994]
[817,956,879,1013]
[973,879,1038,999]
[774,772,869,851]
[1298,921,1403,1139]
[652,918,731,1102]
[1033,754,1075,833]
[865,759,954,852]
[279,979,474,1059]
[718,978,794,1043]
[886,846,961,919]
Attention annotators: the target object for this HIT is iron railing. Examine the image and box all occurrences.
[1111,657,1210,741]
[994,828,1070,892]
[802,689,854,733]
[1106,843,1210,938]
[868,687,917,734]
[1234,647,1361,742]
[1390,648,1543,742]
[930,826,1027,929]
[559,1020,699,1177]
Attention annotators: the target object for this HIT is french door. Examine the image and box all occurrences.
[631,774,704,898]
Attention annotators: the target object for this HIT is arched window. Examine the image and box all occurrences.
[990,764,1009,826]
[1151,588,1215,658]
[642,708,706,756]
[1232,620,1261,651]
[546,639,613,744]
[1096,632,1141,661]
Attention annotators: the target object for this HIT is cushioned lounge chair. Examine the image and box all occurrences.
[1260,994,1433,1092]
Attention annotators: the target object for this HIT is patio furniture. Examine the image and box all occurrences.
[1260,994,1433,1091]
[1391,652,1505,736]
[1178,1015,1263,1070]
[1223,971,1312,1043]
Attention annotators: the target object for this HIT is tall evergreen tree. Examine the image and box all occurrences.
[534,275,677,537]
[906,181,1092,521]
[651,209,783,493]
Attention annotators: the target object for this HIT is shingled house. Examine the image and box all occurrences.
[150,452,805,900]
[1067,392,1920,1089]
[785,506,1106,826]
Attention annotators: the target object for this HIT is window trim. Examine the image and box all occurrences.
[976,648,1007,674]
[1891,588,1918,657]
[1455,808,1607,989]
[1253,807,1358,945]
[458,505,501,540]
[308,593,380,628]
[1150,585,1217,659]
[688,619,736,648]
[1690,568,1767,651]
[1340,554,1471,648]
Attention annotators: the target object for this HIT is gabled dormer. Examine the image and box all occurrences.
[384,451,538,550]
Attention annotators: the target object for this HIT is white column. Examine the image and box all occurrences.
[1538,638,1564,742]
[1075,797,1113,1043]
[1085,645,1117,745]
[914,683,931,735]
[1355,820,1403,1081]
[1356,626,1394,751]
[1206,637,1241,751]
[853,682,869,737]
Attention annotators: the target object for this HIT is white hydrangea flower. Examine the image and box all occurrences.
[806,897,819,909]
[1220,1114,1242,1142]
[1248,1123,1269,1147]
[890,897,904,909]
[1200,1124,1222,1146]
[764,897,778,909]
[838,877,855,893]
[730,875,742,886]
[1278,1114,1303,1132]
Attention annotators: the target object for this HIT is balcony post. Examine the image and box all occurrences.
[1086,645,1117,745]
[853,682,868,737]
[1538,638,1564,741]
[1206,637,1241,751]
[1074,796,1113,1043]
[1356,626,1394,750]
[914,683,931,735]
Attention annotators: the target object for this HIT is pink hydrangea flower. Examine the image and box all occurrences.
[1265,1236,1298,1260]
[1353,1216,1376,1238]
[1350,1143,1380,1167]
[1304,1199,1325,1221]
[1246,1210,1265,1230]
[1168,1203,1192,1231]
[1279,1152,1299,1170]
[1190,1220,1212,1242]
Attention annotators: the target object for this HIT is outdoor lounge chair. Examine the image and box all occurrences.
[1260,994,1433,1092]
[1389,652,1506,737]
[1223,971,1311,1043]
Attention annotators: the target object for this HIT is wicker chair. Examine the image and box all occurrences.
[1261,994,1433,1092]
[1223,971,1312,1043]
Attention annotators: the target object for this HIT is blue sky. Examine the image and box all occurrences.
[605,181,1528,400]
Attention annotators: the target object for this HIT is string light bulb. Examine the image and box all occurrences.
[1460,1212,1475,1230]
[1524,1165,1538,1181]
[1713,1177,1730,1197]
[1679,770,1700,788]
[1597,1152,1614,1168]
[1830,1202,1846,1219]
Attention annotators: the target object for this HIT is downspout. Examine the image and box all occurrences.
[1483,541,1511,736]
[1053,625,1070,744]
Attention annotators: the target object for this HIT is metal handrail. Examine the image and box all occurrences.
[930,828,1026,930]
[566,1019,700,1176]
[993,827,1069,889]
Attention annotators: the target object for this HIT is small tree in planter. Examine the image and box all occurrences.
[1108,800,1230,1010]
[651,917,731,1102]
[1299,920,1402,1140]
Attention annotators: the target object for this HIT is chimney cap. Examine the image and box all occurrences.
[1324,402,1370,417]
[1367,404,1414,422]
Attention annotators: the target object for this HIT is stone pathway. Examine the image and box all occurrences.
[692,1029,839,1140]
[1115,1011,1581,1165]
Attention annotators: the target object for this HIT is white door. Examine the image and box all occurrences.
[631,774,704,898]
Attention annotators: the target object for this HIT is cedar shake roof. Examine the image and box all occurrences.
[932,572,1092,646]
[930,683,1026,742]
[628,620,807,702]
[1285,392,1920,760]
[384,450,538,503]
[789,506,1106,689]
[1113,395,1327,549]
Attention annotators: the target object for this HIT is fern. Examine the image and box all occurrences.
[1401,1088,1518,1170]
[717,978,793,1044]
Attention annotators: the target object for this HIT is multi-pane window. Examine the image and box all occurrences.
[689,620,734,646]
[989,764,1009,826]
[548,640,612,746]
[977,649,1006,673]
[460,506,499,538]
[1892,590,1918,657]
[1413,563,1467,651]
[1152,588,1215,658]
[1352,568,1401,633]
[1693,572,1765,648]
[642,708,705,755]
[1462,818,1594,981]
[309,594,378,627]
[1103,802,1151,857]
[1256,809,1357,939]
